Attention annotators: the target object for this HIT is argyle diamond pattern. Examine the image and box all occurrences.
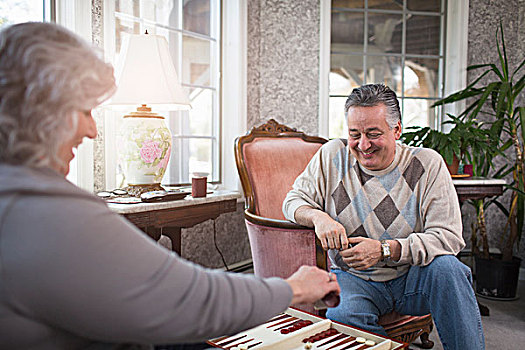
[374,195,400,230]
[331,153,427,243]
[332,181,351,216]
[403,157,425,190]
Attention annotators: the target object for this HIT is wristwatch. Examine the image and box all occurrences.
[380,240,391,261]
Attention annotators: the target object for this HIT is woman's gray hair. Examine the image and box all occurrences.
[344,84,401,129]
[0,22,115,169]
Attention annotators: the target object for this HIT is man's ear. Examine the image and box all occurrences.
[394,121,402,140]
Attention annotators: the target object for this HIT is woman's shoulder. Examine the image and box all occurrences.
[0,164,104,208]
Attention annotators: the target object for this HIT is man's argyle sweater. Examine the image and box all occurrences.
[283,139,465,282]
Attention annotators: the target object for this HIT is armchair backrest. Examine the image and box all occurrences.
[235,119,327,219]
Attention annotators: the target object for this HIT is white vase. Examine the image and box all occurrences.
[117,105,172,185]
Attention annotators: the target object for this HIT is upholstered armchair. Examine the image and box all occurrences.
[234,119,434,348]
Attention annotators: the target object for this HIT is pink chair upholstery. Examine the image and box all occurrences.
[235,119,434,347]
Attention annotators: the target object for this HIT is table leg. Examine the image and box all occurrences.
[478,302,490,316]
[162,227,182,255]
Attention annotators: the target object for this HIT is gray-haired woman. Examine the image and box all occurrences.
[0,22,340,349]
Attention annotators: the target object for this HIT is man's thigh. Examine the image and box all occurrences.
[392,255,472,316]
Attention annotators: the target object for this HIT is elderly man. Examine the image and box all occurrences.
[283,84,484,349]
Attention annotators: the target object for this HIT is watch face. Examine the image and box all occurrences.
[381,241,391,260]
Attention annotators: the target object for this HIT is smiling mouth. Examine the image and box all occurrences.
[359,149,376,156]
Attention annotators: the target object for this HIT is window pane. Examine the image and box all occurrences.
[368,13,402,54]
[183,0,211,36]
[188,87,213,135]
[405,15,441,55]
[368,0,403,10]
[331,11,364,46]
[116,0,140,17]
[140,0,157,21]
[0,0,45,27]
[188,138,212,178]
[151,0,176,27]
[115,17,140,53]
[403,99,436,129]
[407,0,441,12]
[332,0,363,9]
[331,54,364,87]
[182,35,211,86]
[329,96,348,139]
[366,56,402,95]
[404,58,440,98]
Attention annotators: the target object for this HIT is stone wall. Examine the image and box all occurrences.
[462,0,525,260]
[247,0,321,134]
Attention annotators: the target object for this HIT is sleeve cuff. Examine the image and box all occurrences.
[264,277,294,314]
[283,200,311,222]
[395,238,412,265]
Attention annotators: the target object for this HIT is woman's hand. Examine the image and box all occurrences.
[285,266,340,305]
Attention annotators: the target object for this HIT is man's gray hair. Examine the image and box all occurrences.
[0,22,116,169]
[344,84,401,129]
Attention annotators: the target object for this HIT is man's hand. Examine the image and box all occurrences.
[312,212,349,250]
[340,237,382,270]
[285,266,340,305]
[294,206,348,250]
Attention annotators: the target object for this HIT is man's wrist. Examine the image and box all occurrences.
[386,240,401,261]
[380,240,391,261]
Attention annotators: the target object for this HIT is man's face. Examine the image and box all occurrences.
[347,104,401,171]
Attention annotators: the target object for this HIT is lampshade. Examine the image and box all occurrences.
[108,33,191,110]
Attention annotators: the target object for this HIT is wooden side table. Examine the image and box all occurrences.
[452,178,506,316]
[452,178,505,202]
[108,190,241,254]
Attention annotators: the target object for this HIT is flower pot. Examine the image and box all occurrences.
[445,154,459,175]
[474,253,521,300]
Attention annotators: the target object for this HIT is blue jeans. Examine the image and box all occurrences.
[326,255,485,349]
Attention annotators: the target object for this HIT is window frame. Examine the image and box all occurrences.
[56,0,96,191]
[319,0,470,138]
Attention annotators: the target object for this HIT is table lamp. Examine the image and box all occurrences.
[108,32,191,196]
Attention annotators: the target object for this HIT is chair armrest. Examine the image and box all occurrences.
[244,209,328,271]
[244,209,309,229]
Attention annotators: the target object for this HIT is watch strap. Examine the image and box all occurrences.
[380,240,391,261]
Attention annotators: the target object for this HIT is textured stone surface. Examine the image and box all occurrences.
[92,0,105,192]
[182,203,251,268]
[247,0,321,134]
[465,0,525,260]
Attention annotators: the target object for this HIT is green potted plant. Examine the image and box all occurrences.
[431,23,525,299]
[400,115,496,176]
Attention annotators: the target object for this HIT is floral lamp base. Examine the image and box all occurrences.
[117,105,172,196]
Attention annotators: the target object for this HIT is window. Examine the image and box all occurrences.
[105,0,221,187]
[326,0,447,138]
[0,0,52,28]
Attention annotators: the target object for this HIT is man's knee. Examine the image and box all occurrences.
[426,255,472,283]
[326,307,386,336]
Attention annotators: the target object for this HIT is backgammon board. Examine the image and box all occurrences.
[208,307,407,350]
